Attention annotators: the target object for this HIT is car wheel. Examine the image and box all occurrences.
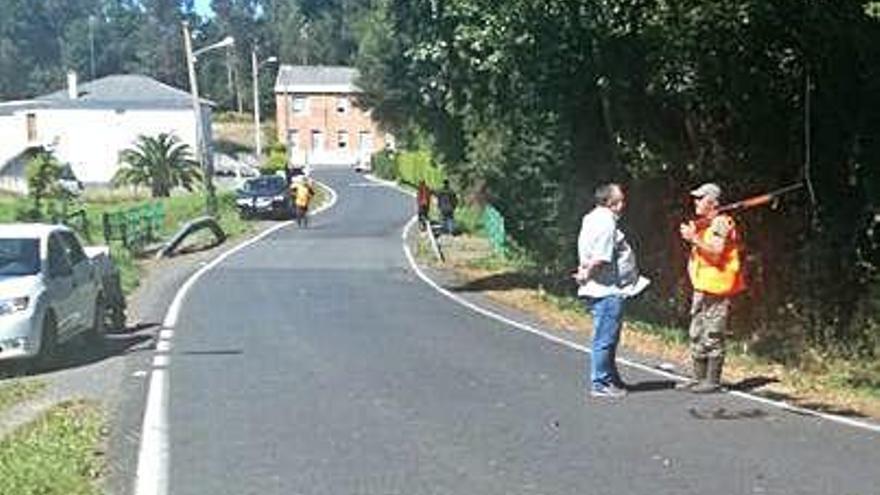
[34,313,58,370]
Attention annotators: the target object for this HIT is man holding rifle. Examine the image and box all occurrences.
[678,183,746,393]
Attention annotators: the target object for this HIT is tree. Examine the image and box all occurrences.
[25,150,64,216]
[114,133,202,197]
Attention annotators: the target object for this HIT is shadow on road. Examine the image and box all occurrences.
[0,322,160,379]
[688,406,768,421]
[626,380,677,393]
[727,376,779,392]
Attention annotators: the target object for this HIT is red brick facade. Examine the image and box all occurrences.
[275,92,387,165]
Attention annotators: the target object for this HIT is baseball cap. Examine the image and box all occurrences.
[690,182,722,200]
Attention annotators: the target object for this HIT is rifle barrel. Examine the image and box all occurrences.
[717,182,803,213]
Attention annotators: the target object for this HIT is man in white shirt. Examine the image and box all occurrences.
[574,183,642,398]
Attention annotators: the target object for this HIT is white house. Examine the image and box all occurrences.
[0,72,213,193]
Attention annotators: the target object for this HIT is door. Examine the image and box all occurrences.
[59,231,95,331]
[311,130,324,152]
[45,233,77,337]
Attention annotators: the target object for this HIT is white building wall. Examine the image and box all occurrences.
[0,114,26,166]
[31,108,201,184]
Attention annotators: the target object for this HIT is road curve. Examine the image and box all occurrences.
[161,168,879,495]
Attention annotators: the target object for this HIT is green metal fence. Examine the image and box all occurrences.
[102,202,165,250]
[482,204,507,255]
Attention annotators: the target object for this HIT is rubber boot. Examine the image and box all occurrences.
[676,357,707,391]
[691,356,724,394]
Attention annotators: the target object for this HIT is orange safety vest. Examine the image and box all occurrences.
[294,182,313,207]
[688,214,745,296]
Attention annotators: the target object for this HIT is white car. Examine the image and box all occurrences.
[0,224,107,366]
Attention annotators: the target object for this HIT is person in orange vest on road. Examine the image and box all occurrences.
[293,177,315,228]
[678,182,745,393]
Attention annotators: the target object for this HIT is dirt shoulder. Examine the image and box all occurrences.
[412,230,880,423]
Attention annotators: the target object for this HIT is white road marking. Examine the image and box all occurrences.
[363,174,880,435]
[134,179,339,495]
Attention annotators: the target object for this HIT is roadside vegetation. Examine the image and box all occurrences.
[384,142,880,419]
[0,401,104,495]
[0,380,45,415]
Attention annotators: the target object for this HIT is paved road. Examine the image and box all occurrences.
[163,169,878,495]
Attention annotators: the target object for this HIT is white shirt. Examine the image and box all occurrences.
[576,206,642,298]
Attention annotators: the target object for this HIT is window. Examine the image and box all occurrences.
[59,232,87,266]
[287,130,299,149]
[47,234,72,277]
[292,96,308,115]
[336,97,349,114]
[310,130,324,151]
[0,238,40,276]
[26,113,37,142]
[337,131,348,149]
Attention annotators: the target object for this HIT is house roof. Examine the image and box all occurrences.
[274,65,361,94]
[0,74,211,114]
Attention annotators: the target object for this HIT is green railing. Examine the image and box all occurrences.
[102,202,165,250]
[482,204,507,255]
[49,207,92,243]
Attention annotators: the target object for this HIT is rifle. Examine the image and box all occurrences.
[692,182,804,229]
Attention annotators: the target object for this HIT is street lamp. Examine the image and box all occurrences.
[182,21,234,215]
[252,48,277,161]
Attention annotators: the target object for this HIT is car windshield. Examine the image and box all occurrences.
[242,176,286,194]
[0,238,41,276]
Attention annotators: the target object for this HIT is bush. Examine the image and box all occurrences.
[372,150,397,179]
[396,150,445,188]
[260,147,287,176]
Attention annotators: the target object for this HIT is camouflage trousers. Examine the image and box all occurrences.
[689,291,731,359]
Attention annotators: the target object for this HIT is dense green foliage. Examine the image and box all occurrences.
[113,133,201,197]
[357,0,880,361]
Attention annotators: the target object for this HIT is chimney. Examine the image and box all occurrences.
[67,71,78,100]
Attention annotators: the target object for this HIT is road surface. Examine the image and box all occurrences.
[156,169,879,495]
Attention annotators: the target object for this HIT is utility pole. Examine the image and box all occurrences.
[88,15,96,79]
[252,45,277,161]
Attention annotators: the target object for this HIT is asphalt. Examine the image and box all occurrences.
[159,169,878,495]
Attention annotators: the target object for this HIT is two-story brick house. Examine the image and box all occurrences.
[274,65,389,168]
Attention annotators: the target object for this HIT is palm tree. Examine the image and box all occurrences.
[113,133,202,197]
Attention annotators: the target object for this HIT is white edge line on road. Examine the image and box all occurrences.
[134,179,338,495]
[370,175,880,435]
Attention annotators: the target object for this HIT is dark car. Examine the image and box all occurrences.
[235,175,293,219]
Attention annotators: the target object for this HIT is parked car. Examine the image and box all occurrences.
[235,175,294,219]
[354,154,372,173]
[0,224,113,367]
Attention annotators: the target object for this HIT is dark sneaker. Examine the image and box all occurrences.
[590,384,628,398]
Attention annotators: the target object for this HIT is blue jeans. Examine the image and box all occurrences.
[442,214,455,235]
[583,295,624,389]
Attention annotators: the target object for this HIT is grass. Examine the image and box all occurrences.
[0,400,104,495]
[0,188,262,295]
[0,380,46,414]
